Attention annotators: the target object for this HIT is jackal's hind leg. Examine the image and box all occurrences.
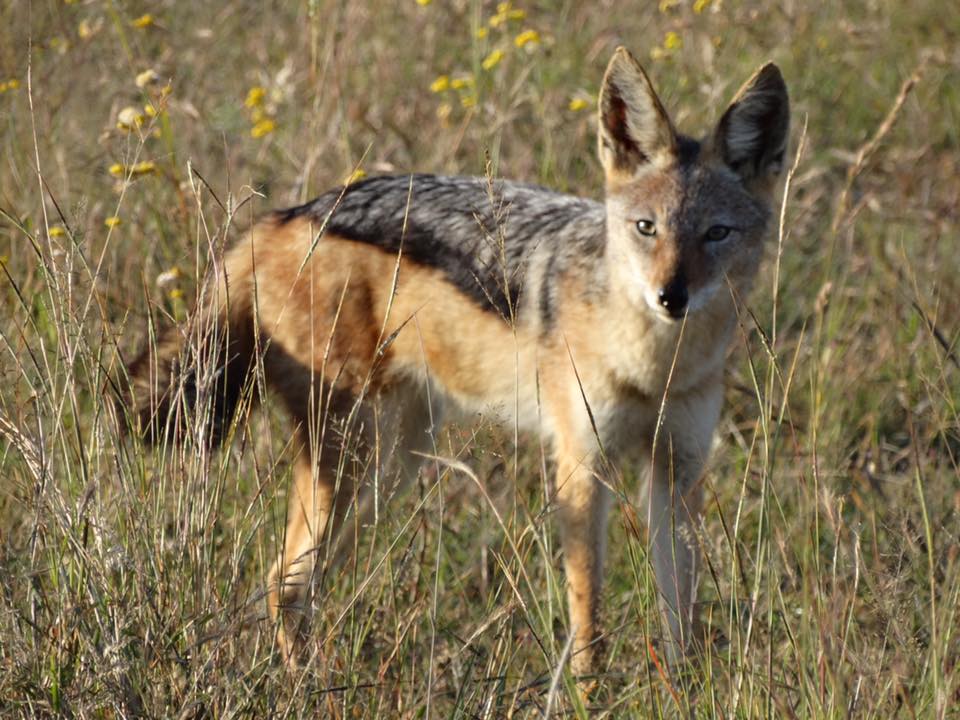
[267,386,438,666]
[267,430,361,666]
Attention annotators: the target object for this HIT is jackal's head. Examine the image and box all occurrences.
[598,47,789,322]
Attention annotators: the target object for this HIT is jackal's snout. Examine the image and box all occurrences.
[657,272,688,319]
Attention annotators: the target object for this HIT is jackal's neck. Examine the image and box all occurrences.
[597,282,737,398]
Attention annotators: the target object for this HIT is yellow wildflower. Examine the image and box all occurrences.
[450,75,474,90]
[416,0,431,5]
[475,27,489,39]
[491,5,525,27]
[108,160,157,181]
[658,0,680,11]
[251,118,276,138]
[104,216,121,228]
[160,83,173,97]
[693,0,711,12]
[131,161,156,175]
[143,102,157,117]
[135,69,158,88]
[481,49,504,70]
[168,288,184,300]
[7,79,19,90]
[131,14,154,29]
[460,94,477,108]
[78,19,94,39]
[344,168,367,184]
[49,226,66,238]
[245,86,266,108]
[514,29,539,48]
[568,97,589,112]
[430,75,450,93]
[664,31,682,50]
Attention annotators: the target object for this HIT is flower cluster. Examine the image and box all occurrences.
[487,1,527,27]
[103,62,173,230]
[73,6,156,44]
[113,75,169,137]
[649,30,683,61]
[651,0,716,60]
[244,85,278,139]
[428,1,542,117]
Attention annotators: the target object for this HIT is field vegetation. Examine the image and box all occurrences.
[0,0,958,716]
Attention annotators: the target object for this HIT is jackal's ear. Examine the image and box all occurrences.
[714,63,790,183]
[598,47,676,175]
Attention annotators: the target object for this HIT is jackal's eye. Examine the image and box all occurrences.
[704,225,732,243]
[636,219,657,237]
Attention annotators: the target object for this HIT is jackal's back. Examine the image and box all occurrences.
[273,174,607,325]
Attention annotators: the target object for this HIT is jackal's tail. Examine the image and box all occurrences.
[123,252,257,449]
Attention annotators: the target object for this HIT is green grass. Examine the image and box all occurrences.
[1,0,958,716]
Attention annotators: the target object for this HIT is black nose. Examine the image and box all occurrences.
[657,276,688,318]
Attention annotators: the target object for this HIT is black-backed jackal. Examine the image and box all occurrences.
[126,48,789,679]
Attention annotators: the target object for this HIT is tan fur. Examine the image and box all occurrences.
[127,47,788,682]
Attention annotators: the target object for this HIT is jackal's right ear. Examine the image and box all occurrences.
[598,47,676,176]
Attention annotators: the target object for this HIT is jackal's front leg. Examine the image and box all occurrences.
[646,386,720,662]
[555,453,612,679]
[647,443,704,661]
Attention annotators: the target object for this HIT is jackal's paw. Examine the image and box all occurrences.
[275,621,311,669]
[271,595,315,669]
[569,634,605,695]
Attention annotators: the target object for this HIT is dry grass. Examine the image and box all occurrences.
[1,1,958,717]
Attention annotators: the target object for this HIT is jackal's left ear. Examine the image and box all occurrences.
[598,47,676,175]
[714,63,790,183]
